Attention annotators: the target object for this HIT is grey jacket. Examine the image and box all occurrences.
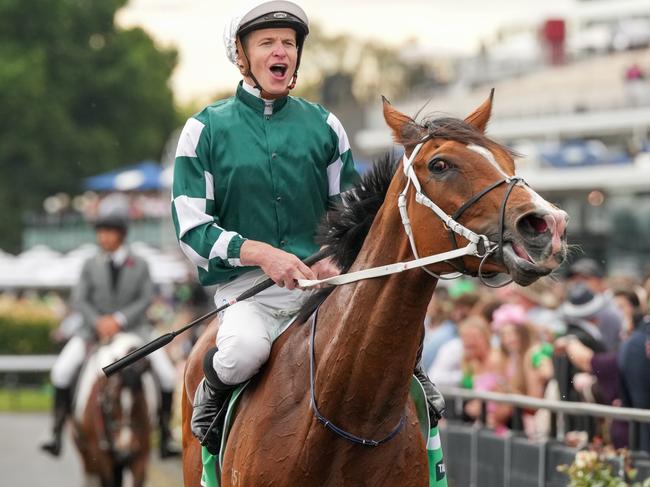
[72,250,153,341]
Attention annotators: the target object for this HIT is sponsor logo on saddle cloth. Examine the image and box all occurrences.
[200,365,448,487]
[74,333,158,425]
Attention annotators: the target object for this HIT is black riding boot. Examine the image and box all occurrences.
[191,348,236,455]
[40,387,71,457]
[159,391,181,459]
[414,365,446,427]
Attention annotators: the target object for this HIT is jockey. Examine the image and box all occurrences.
[172,0,444,454]
[40,202,181,459]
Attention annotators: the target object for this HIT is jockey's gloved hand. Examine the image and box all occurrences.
[426,383,446,426]
[414,365,446,427]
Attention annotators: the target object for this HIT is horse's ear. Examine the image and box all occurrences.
[382,96,421,146]
[464,89,495,133]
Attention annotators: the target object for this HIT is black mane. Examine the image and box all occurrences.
[296,152,399,322]
[317,151,400,272]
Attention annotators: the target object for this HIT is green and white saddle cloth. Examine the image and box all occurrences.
[200,376,447,487]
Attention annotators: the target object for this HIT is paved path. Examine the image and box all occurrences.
[0,413,183,487]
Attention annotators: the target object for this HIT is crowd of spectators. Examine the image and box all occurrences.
[423,257,650,452]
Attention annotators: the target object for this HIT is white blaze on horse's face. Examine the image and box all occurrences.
[116,388,134,452]
[467,144,509,178]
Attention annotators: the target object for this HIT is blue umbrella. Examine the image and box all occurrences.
[84,161,162,191]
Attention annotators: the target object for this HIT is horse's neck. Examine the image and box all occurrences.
[316,190,437,426]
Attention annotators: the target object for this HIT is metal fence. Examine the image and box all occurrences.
[439,386,650,486]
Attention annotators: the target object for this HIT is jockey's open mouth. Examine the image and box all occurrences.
[269,63,288,80]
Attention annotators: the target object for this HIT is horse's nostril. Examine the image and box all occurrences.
[520,214,548,235]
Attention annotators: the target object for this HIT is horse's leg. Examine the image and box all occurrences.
[112,463,123,487]
[182,320,218,487]
[130,455,148,487]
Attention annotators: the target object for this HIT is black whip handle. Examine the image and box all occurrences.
[102,248,329,376]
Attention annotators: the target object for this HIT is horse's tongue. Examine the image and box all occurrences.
[513,243,532,262]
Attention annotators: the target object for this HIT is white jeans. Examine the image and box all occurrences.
[212,270,312,385]
[51,335,177,392]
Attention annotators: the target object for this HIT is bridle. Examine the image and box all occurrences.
[398,138,527,288]
[304,136,530,447]
[297,137,528,288]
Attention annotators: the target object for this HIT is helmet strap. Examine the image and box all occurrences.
[287,72,298,90]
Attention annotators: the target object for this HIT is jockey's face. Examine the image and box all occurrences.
[241,28,298,96]
[96,227,125,252]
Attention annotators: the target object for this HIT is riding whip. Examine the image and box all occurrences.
[102,248,329,377]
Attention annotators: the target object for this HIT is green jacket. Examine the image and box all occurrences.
[172,83,360,285]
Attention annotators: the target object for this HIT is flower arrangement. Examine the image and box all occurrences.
[559,449,650,487]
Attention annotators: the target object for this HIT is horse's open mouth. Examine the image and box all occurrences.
[501,241,551,286]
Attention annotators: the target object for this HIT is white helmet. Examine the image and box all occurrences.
[223,1,309,68]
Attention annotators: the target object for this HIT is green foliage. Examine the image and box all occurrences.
[0,0,180,252]
[0,303,58,354]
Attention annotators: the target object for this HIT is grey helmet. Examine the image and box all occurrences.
[94,194,129,233]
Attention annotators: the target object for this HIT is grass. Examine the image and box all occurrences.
[0,387,51,412]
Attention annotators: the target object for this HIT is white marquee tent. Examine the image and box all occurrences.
[0,243,191,289]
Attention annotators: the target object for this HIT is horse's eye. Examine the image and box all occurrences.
[428,158,450,173]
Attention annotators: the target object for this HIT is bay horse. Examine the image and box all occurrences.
[73,333,158,487]
[182,93,568,486]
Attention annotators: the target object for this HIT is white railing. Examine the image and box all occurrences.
[0,355,57,372]
[439,386,650,423]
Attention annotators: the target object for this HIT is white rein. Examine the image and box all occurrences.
[296,143,497,288]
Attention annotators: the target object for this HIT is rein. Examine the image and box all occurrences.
[309,307,405,447]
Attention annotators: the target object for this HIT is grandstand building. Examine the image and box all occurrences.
[357,2,650,277]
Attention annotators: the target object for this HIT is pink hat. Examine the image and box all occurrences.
[492,303,527,331]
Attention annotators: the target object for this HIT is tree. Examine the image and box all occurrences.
[0,0,180,252]
[294,24,439,104]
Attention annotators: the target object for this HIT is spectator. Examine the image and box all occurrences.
[421,287,455,371]
[505,279,564,341]
[492,303,554,439]
[624,62,650,105]
[492,304,553,398]
[426,292,481,386]
[554,283,609,438]
[567,258,623,351]
[617,286,650,452]
[612,286,647,339]
[458,316,511,434]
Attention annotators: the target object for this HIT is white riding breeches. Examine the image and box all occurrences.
[212,270,312,385]
[50,335,177,392]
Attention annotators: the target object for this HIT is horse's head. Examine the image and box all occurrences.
[383,93,568,286]
[99,356,150,464]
